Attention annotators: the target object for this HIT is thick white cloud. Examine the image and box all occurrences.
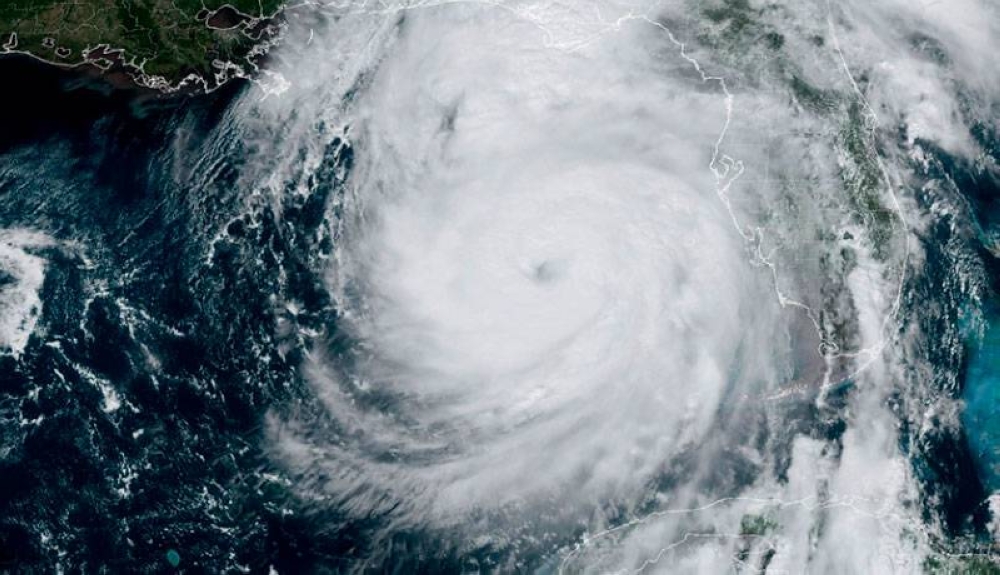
[269,2,790,524]
[0,229,56,357]
[240,0,1000,571]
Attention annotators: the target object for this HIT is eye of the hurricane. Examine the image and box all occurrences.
[525,258,564,284]
[275,5,784,531]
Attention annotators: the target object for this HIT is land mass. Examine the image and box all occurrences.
[0,0,285,92]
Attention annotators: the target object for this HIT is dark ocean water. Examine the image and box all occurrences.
[0,58,344,574]
[903,140,1000,540]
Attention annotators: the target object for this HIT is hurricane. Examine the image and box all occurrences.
[250,0,969,570]
[2,0,999,572]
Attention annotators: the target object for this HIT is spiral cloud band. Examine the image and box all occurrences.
[246,0,997,569]
[269,2,789,528]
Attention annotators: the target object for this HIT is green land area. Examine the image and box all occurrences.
[0,0,284,90]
